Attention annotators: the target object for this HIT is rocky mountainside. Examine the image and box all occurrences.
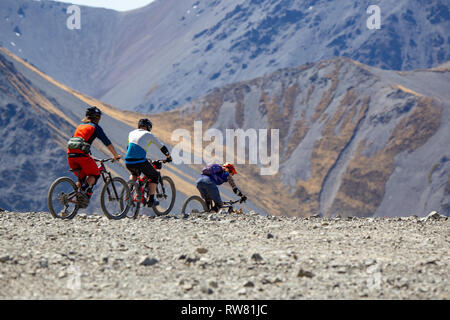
[0,48,265,215]
[151,56,450,217]
[0,0,448,112]
[0,210,448,299]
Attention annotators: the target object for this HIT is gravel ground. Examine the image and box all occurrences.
[0,210,448,300]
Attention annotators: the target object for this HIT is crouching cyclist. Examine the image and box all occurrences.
[125,118,172,207]
[67,106,121,207]
[196,163,247,212]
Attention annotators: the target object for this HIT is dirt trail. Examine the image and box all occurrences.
[0,211,448,299]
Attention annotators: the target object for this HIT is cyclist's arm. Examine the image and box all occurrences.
[227,176,243,197]
[107,144,121,160]
[149,133,171,158]
[96,125,120,160]
[95,125,112,147]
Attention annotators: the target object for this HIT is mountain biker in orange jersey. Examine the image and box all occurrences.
[67,106,121,201]
[196,163,247,212]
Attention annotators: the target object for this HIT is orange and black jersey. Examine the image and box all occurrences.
[67,122,111,156]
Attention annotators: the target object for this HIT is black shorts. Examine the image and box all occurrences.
[126,160,160,183]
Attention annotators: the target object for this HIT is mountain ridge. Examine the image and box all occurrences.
[149,55,450,217]
[1,0,449,112]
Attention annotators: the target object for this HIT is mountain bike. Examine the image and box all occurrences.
[181,196,244,216]
[48,158,130,220]
[126,159,176,218]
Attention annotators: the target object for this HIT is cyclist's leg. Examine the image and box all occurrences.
[142,161,160,205]
[68,157,86,190]
[79,156,100,198]
[126,163,141,182]
[208,185,223,212]
[200,178,223,212]
[196,180,213,211]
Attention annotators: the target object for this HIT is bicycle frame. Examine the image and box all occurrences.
[97,160,121,201]
[206,199,241,213]
[133,159,168,205]
[72,158,120,205]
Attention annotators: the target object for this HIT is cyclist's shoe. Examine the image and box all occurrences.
[205,200,212,211]
[210,204,220,213]
[77,192,90,209]
[147,199,159,207]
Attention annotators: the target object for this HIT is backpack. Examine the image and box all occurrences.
[201,163,223,176]
[67,137,91,154]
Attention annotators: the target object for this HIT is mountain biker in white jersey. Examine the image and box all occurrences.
[124,118,172,207]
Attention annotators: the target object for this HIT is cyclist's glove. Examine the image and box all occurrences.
[240,195,247,203]
[161,146,170,157]
[166,155,173,163]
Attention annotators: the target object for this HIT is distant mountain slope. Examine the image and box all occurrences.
[151,57,450,217]
[0,48,266,214]
[0,0,449,112]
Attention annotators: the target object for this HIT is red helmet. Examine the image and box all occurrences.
[222,162,237,175]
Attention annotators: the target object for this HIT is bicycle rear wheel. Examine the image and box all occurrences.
[126,180,141,218]
[100,177,130,220]
[181,195,208,215]
[48,177,80,219]
[153,176,176,216]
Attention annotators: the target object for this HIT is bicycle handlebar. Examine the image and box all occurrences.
[148,158,170,164]
[93,158,115,163]
[223,199,242,206]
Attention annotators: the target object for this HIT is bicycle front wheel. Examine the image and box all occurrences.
[153,176,176,216]
[100,177,130,220]
[48,177,79,219]
[181,195,208,215]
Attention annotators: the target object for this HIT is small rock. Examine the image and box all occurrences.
[272,277,283,284]
[267,233,274,239]
[196,247,208,254]
[139,256,158,266]
[185,256,199,264]
[201,286,214,294]
[336,266,348,274]
[0,255,10,263]
[180,282,194,291]
[237,288,247,295]
[244,281,255,288]
[58,271,67,278]
[251,253,263,262]
[365,259,377,267]
[39,259,49,268]
[208,281,218,288]
[420,211,446,222]
[419,286,429,293]
[297,269,315,278]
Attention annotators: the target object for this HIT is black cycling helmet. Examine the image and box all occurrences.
[86,106,102,119]
[138,118,152,131]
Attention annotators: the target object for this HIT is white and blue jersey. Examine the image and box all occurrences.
[125,129,164,164]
